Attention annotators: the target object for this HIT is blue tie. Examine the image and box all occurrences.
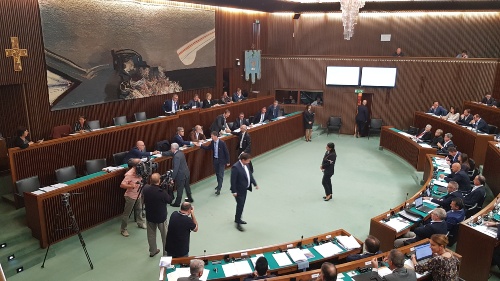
[214,141,219,159]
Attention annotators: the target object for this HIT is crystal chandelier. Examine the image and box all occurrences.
[339,0,365,40]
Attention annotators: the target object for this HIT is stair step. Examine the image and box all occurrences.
[0,227,32,245]
[0,239,40,261]
[0,247,56,278]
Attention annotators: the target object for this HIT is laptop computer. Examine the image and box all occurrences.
[414,243,433,264]
[436,185,448,193]
[414,197,433,213]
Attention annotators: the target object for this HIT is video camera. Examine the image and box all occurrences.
[160,169,175,190]
[135,158,158,179]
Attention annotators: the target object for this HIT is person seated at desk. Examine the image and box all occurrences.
[233,112,250,131]
[202,92,219,109]
[346,235,381,262]
[411,234,460,281]
[445,147,461,165]
[427,101,447,116]
[187,94,202,109]
[469,114,489,133]
[123,140,160,164]
[436,133,453,154]
[162,94,179,114]
[243,257,275,281]
[445,198,465,245]
[440,163,471,193]
[252,107,269,124]
[316,262,337,281]
[210,109,231,135]
[311,96,323,106]
[481,93,497,107]
[429,129,444,148]
[190,125,206,142]
[289,95,296,104]
[457,108,473,126]
[172,127,194,147]
[463,175,487,216]
[458,153,471,173]
[220,91,233,104]
[424,181,463,212]
[14,127,42,149]
[440,106,459,123]
[413,124,432,142]
[232,88,244,102]
[73,115,91,133]
[178,259,204,281]
[267,100,280,120]
[456,50,469,59]
[392,47,405,57]
[394,208,447,248]
[370,249,417,281]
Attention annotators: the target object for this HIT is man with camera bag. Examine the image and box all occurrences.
[142,173,172,257]
[162,143,193,207]
[119,158,146,237]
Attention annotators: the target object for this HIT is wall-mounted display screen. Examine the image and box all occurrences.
[326,66,360,86]
[361,67,397,87]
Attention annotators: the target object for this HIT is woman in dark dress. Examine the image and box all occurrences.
[355,100,369,138]
[73,115,91,133]
[321,142,337,201]
[303,105,314,142]
[202,92,219,109]
[14,127,34,149]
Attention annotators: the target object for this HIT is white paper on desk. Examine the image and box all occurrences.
[276,116,286,120]
[40,186,57,192]
[301,248,315,259]
[404,260,427,278]
[31,190,44,195]
[433,180,448,187]
[419,143,432,148]
[159,256,172,267]
[398,131,412,138]
[474,225,498,238]
[153,153,162,158]
[377,266,393,277]
[272,252,293,266]
[313,242,343,258]
[288,248,308,262]
[383,218,410,232]
[52,183,68,189]
[336,235,361,250]
[234,260,253,275]
[423,200,439,206]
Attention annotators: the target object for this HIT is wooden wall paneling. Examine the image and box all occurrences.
[0,84,29,146]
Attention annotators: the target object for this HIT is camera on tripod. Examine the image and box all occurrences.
[135,158,158,179]
[160,169,175,190]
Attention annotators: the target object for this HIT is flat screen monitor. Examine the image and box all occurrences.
[361,67,397,87]
[326,66,360,86]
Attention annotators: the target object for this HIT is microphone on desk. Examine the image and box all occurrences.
[203,250,208,265]
[297,235,303,248]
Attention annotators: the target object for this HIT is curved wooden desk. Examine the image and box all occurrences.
[483,141,500,196]
[463,101,500,129]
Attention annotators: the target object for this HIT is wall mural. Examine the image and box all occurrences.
[39,0,216,110]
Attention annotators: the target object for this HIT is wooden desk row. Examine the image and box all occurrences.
[483,141,500,196]
[9,96,275,206]
[413,111,494,165]
[463,101,500,129]
[24,112,304,248]
[379,126,436,171]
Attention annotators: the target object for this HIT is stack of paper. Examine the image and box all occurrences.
[222,260,253,276]
[336,235,361,250]
[287,248,307,262]
[419,143,432,148]
[313,242,343,258]
[31,190,44,195]
[474,225,498,238]
[383,217,410,232]
[272,252,293,267]
[377,267,393,277]
[301,248,315,259]
[159,256,172,268]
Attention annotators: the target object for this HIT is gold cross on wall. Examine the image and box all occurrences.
[5,37,28,71]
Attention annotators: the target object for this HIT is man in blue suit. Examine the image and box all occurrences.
[198,132,230,195]
[267,100,281,120]
[123,140,159,164]
[162,94,179,114]
[230,153,258,231]
[427,101,447,116]
[232,88,244,102]
[172,127,193,147]
[471,114,489,133]
[441,163,471,193]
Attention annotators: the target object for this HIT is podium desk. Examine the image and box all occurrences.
[456,194,500,281]
[413,111,494,165]
[483,141,500,196]
[463,101,500,129]
[162,229,362,281]
[379,126,436,171]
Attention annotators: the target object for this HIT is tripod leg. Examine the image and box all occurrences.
[41,243,51,268]
[77,232,94,269]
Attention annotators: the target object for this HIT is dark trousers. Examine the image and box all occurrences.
[322,173,333,195]
[173,175,192,205]
[234,193,247,223]
[356,120,367,136]
[213,158,225,190]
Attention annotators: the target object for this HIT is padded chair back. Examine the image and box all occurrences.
[88,120,101,130]
[228,122,234,130]
[51,124,72,139]
[134,112,147,121]
[328,116,342,127]
[16,175,41,197]
[488,125,499,135]
[370,118,383,130]
[407,126,419,135]
[86,158,107,174]
[113,116,127,126]
[55,165,77,183]
[113,151,129,166]
[155,140,170,152]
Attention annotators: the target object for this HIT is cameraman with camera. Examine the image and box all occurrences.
[119,158,146,237]
[162,143,193,207]
[142,173,172,257]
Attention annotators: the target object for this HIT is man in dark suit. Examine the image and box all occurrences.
[413,124,432,142]
[371,249,417,281]
[316,262,337,281]
[346,235,381,262]
[243,257,275,281]
[232,88,244,102]
[446,198,465,245]
[231,153,258,231]
[427,101,447,116]
[235,125,253,173]
[198,132,230,195]
[436,132,454,154]
[252,107,269,124]
[457,108,473,126]
[440,163,471,192]
[123,140,159,164]
[162,143,193,207]
[481,93,497,107]
[172,127,193,147]
[162,94,179,114]
[178,259,204,281]
[424,181,463,211]
[446,147,461,165]
[463,175,487,217]
[210,109,231,134]
[189,125,206,142]
[394,208,448,247]
[232,112,250,131]
[266,100,281,120]
[429,129,444,148]
[186,94,202,109]
[470,114,489,133]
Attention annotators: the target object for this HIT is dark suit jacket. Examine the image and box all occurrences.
[355,105,369,122]
[438,140,454,154]
[187,99,202,109]
[230,160,257,195]
[428,106,447,116]
[232,93,244,102]
[321,152,337,175]
[123,147,151,164]
[372,267,417,281]
[416,130,432,142]
[162,99,179,113]
[172,134,191,147]
[431,191,463,211]
[189,130,206,142]
[447,151,461,164]
[457,114,473,126]
[444,170,471,192]
[267,105,281,120]
[162,150,190,181]
[201,139,230,164]
[413,220,448,241]
[210,114,227,133]
[474,118,489,133]
[482,97,497,106]
[430,136,444,147]
[202,99,216,108]
[463,186,486,207]
[233,118,250,131]
[252,112,269,124]
[237,132,251,154]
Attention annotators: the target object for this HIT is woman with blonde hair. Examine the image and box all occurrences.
[411,234,460,281]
